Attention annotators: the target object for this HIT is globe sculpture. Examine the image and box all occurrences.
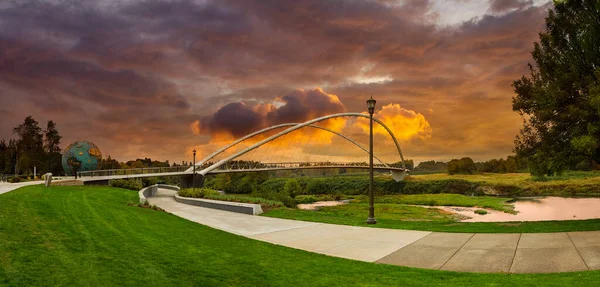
[62,141,103,176]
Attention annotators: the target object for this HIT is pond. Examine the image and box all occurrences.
[442,196,600,222]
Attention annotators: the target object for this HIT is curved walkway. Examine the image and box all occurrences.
[0,181,47,195]
[156,188,600,273]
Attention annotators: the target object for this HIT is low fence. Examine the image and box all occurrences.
[78,166,192,178]
[174,194,263,215]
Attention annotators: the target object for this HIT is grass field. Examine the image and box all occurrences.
[3,185,600,286]
[408,171,600,195]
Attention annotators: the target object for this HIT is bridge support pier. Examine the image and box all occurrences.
[181,174,205,189]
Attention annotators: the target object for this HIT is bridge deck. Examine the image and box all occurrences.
[78,165,406,182]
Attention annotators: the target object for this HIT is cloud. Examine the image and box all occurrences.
[0,0,551,163]
[195,88,346,139]
[488,0,534,13]
[367,104,433,141]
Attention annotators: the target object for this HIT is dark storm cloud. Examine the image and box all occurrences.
[0,0,551,162]
[201,103,265,138]
[195,88,346,138]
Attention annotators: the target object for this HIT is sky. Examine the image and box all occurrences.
[0,0,552,165]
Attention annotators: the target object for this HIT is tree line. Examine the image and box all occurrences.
[0,116,62,177]
[402,156,527,175]
[0,116,176,178]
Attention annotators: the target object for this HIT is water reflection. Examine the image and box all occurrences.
[453,197,600,222]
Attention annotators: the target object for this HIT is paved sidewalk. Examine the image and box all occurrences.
[0,181,45,195]
[154,189,600,273]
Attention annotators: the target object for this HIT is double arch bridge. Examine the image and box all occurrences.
[78,113,410,186]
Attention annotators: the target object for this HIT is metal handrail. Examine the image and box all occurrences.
[77,165,193,178]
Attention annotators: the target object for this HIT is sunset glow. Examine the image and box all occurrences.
[0,0,552,164]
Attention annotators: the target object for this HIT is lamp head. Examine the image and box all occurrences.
[366,96,376,114]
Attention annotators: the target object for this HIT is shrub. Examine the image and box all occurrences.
[178,188,220,198]
[109,179,143,191]
[474,209,488,215]
[251,189,296,208]
[8,176,23,183]
[178,188,284,208]
[295,195,318,204]
[141,177,158,187]
[283,179,302,198]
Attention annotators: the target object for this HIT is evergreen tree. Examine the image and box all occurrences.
[513,0,600,176]
[44,120,63,175]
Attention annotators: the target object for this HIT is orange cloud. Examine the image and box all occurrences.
[353,103,432,142]
[190,120,201,135]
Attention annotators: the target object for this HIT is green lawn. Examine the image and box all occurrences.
[263,204,600,233]
[2,185,600,286]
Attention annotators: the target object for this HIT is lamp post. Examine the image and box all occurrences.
[192,149,197,189]
[366,96,377,225]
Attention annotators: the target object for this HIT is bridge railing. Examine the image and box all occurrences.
[77,166,193,178]
[214,161,392,171]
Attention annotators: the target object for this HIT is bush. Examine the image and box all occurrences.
[178,188,220,198]
[8,176,23,183]
[178,188,284,208]
[251,189,296,208]
[141,177,158,187]
[474,209,488,215]
[283,179,302,198]
[295,195,318,204]
[109,179,143,191]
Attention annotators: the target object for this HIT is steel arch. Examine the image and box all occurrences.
[194,113,407,176]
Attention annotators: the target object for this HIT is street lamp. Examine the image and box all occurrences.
[366,96,377,225]
[192,149,197,189]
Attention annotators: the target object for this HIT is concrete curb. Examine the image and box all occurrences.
[138,185,158,205]
[174,194,264,215]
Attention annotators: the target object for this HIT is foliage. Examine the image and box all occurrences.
[0,116,64,176]
[295,195,319,204]
[512,0,600,176]
[204,173,269,194]
[474,210,488,215]
[477,156,526,173]
[251,189,296,208]
[178,188,285,208]
[109,179,143,191]
[7,176,24,183]
[283,179,302,197]
[177,188,221,198]
[412,160,447,174]
[447,157,477,175]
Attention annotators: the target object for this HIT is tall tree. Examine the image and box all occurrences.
[12,116,44,175]
[512,0,600,176]
[0,140,6,174]
[44,121,61,154]
[44,121,63,175]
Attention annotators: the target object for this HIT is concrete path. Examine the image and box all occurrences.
[150,188,600,273]
[0,181,45,195]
